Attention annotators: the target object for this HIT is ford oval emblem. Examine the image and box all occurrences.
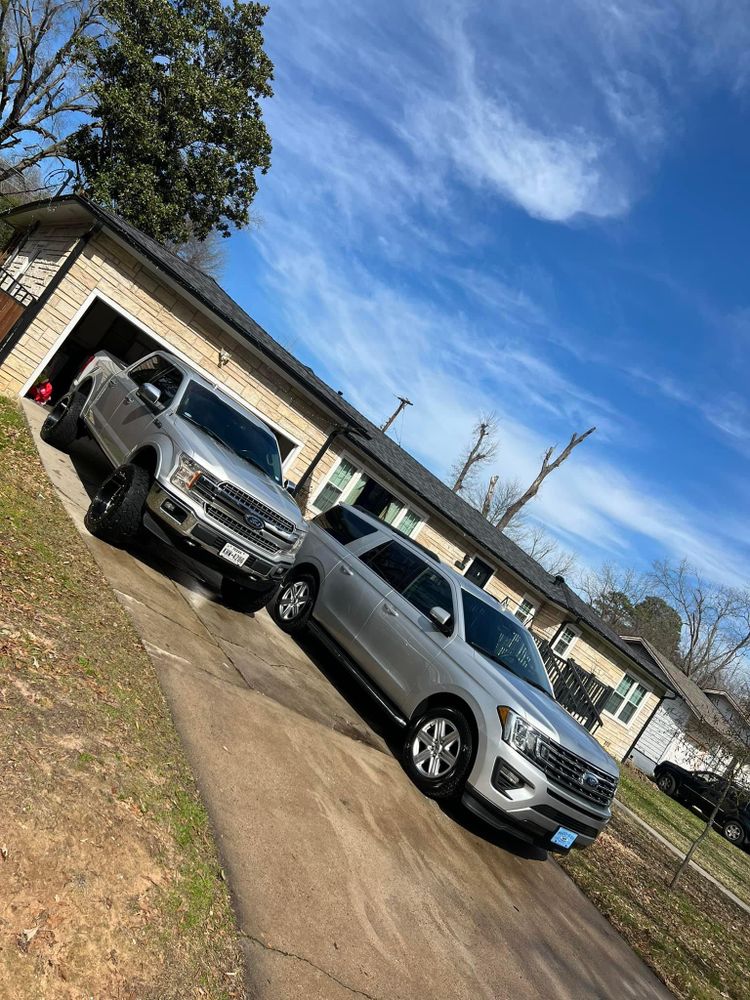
[244,512,265,531]
[581,771,600,790]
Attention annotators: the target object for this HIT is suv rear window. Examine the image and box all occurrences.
[313,505,377,545]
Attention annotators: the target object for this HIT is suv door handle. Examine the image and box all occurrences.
[340,564,354,576]
[383,603,399,617]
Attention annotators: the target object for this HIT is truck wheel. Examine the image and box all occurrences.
[656,772,678,796]
[403,705,474,801]
[269,572,317,634]
[40,392,85,450]
[84,463,150,545]
[220,578,275,614]
[723,819,746,847]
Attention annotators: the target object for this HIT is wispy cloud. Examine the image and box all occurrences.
[231,0,750,588]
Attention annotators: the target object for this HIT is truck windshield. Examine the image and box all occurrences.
[461,591,554,696]
[177,381,283,484]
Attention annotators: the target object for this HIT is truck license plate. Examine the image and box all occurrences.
[551,827,578,849]
[219,542,250,567]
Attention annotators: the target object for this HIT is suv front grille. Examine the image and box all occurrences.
[205,504,280,553]
[536,735,617,807]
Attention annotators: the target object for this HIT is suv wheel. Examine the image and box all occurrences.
[657,772,677,797]
[40,392,84,450]
[270,573,317,634]
[723,819,746,847]
[220,578,274,614]
[84,463,150,544]
[403,705,474,800]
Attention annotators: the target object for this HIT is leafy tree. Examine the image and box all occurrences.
[632,595,681,661]
[69,0,273,243]
[593,590,636,631]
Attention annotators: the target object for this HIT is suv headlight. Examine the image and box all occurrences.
[498,707,546,764]
[171,453,207,492]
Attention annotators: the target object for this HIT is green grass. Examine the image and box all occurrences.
[616,766,750,906]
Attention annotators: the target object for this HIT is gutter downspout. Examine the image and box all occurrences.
[623,689,677,763]
[291,425,346,498]
[0,222,102,368]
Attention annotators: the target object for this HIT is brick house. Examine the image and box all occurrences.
[0,195,673,760]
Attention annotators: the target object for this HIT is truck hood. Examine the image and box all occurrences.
[467,647,618,778]
[170,419,306,532]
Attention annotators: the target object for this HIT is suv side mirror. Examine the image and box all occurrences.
[429,606,452,634]
[284,479,297,493]
[138,382,162,408]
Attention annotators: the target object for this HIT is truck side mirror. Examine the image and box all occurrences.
[284,479,297,493]
[429,606,453,634]
[138,383,162,408]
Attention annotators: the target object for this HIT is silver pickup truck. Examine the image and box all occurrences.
[40,350,307,611]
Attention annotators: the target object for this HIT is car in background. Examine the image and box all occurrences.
[269,504,619,851]
[654,761,750,849]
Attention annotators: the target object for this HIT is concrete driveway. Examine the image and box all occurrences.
[24,399,672,1000]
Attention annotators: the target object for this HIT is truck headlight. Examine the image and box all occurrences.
[171,454,207,492]
[288,532,306,554]
[498,707,546,763]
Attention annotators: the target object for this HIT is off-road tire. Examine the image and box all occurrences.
[656,772,678,797]
[40,392,85,450]
[220,578,275,614]
[84,463,150,545]
[269,572,317,634]
[403,704,474,801]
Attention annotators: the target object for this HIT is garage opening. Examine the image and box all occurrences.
[31,299,161,404]
[26,296,301,465]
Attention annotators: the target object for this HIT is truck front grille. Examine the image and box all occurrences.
[219,482,296,535]
[205,504,280,554]
[191,474,295,535]
[535,736,617,808]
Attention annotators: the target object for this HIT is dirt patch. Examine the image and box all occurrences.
[0,396,246,998]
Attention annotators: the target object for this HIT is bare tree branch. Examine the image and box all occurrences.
[450,413,499,493]
[496,427,596,530]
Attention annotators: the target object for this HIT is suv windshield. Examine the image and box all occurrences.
[177,381,283,484]
[461,590,553,695]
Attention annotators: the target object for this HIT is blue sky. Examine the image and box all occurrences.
[222,0,750,587]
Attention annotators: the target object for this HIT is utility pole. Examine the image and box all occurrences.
[381,395,412,433]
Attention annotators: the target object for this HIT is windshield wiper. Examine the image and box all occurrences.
[237,450,276,481]
[181,414,235,453]
[468,641,552,697]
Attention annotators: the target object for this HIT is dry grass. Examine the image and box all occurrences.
[560,777,750,1000]
[0,395,246,998]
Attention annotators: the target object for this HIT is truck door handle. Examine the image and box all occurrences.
[383,603,399,617]
[340,565,354,576]
[122,397,131,405]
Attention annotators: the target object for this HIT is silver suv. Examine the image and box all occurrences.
[270,505,618,850]
[40,350,307,611]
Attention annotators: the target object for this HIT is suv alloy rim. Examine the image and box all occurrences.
[725,821,743,842]
[278,580,310,620]
[411,718,461,779]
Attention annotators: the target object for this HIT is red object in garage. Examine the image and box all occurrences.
[31,379,53,404]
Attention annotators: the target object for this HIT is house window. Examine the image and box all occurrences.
[315,459,357,512]
[552,624,580,658]
[515,596,537,626]
[312,457,423,535]
[604,674,648,725]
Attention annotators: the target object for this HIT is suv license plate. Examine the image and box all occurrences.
[219,542,250,567]
[551,827,578,849]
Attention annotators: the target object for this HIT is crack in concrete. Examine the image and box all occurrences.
[240,932,387,1000]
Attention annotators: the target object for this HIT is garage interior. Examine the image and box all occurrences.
[30,299,160,403]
